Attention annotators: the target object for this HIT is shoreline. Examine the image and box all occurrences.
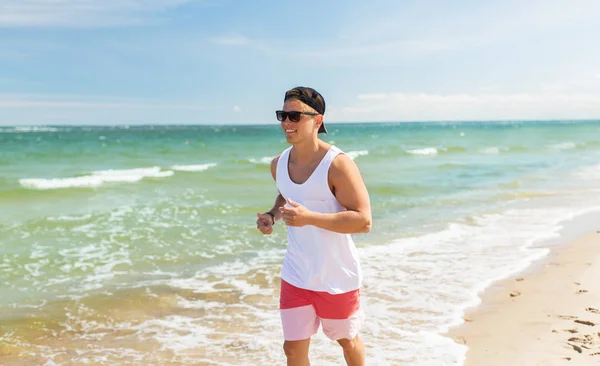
[445,210,600,365]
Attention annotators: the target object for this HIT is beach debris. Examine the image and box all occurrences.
[563,329,579,333]
[591,352,600,356]
[561,357,571,360]
[552,329,558,333]
[462,316,473,322]
[515,277,524,281]
[585,307,600,314]
[559,315,578,320]
[568,343,583,353]
[574,320,595,326]
[577,289,588,294]
[509,291,521,297]
[567,334,600,351]
[574,282,581,286]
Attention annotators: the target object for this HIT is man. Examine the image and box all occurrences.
[256,86,372,366]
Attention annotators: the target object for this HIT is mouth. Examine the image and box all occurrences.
[284,129,297,135]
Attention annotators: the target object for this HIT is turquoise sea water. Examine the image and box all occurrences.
[1,121,600,365]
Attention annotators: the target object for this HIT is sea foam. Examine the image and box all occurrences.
[407,147,438,156]
[20,167,179,190]
[171,163,217,172]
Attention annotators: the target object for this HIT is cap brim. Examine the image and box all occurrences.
[318,123,328,134]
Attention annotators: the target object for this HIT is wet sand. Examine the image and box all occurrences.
[446,229,600,365]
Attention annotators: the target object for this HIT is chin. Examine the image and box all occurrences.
[283,132,298,142]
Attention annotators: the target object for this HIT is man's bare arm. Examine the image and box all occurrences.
[306,154,372,234]
[266,156,285,223]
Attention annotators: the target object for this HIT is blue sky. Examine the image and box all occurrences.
[1,0,600,125]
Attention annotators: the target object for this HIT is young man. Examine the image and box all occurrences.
[256,86,372,366]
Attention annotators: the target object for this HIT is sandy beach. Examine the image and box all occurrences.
[446,222,600,365]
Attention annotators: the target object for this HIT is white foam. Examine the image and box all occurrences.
[20,176,104,189]
[407,147,438,156]
[0,126,59,133]
[481,147,500,154]
[19,167,173,190]
[47,214,93,222]
[171,163,217,172]
[549,142,576,150]
[346,150,369,160]
[575,164,600,180]
[135,315,212,352]
[248,156,274,164]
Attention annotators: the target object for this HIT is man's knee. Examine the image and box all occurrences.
[283,340,308,359]
[337,337,356,351]
[283,341,295,358]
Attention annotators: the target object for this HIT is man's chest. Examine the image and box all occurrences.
[287,161,321,185]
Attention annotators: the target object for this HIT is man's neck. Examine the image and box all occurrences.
[291,138,324,164]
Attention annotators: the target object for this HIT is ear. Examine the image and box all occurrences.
[316,114,324,130]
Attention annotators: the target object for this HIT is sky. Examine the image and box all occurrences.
[1,0,600,126]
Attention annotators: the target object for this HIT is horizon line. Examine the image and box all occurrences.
[1,118,600,128]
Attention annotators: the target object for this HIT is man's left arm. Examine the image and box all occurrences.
[297,154,372,234]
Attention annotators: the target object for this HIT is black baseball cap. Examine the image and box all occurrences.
[284,86,327,134]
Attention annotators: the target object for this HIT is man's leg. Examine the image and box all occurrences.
[283,338,311,366]
[319,299,365,366]
[337,335,365,366]
[280,281,320,365]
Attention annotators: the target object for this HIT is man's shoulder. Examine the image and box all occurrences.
[330,152,357,173]
[271,146,293,169]
[270,153,284,181]
[328,151,364,184]
[270,155,281,168]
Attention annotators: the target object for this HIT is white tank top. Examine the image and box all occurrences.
[276,145,362,294]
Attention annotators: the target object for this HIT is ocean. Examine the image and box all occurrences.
[1,121,600,365]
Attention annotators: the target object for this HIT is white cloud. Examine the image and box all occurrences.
[326,92,600,122]
[232,105,241,112]
[0,0,195,27]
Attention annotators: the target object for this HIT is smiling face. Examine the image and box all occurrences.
[280,99,323,143]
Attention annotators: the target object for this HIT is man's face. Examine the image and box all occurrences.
[279,99,321,142]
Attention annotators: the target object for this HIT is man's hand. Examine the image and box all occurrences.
[256,213,274,235]
[279,198,313,227]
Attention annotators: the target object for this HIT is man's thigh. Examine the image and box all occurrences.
[280,280,320,341]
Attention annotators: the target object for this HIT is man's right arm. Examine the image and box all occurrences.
[256,156,284,234]
[267,156,285,223]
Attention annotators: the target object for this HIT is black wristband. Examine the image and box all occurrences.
[265,211,275,225]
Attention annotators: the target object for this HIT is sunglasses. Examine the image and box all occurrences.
[276,110,319,122]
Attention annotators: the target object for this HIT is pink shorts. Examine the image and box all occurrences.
[279,280,364,341]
